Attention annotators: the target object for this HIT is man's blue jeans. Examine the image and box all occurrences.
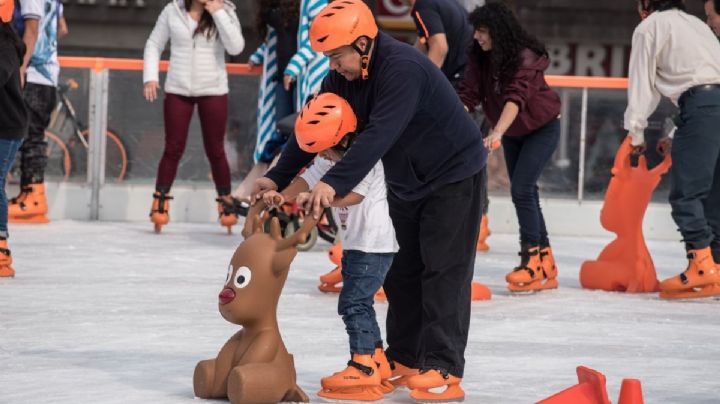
[0,138,23,238]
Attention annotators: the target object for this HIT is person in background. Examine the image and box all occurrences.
[232,0,329,203]
[7,0,61,224]
[143,0,244,233]
[401,0,492,252]
[0,0,28,277]
[458,2,561,292]
[627,0,720,299]
[703,0,720,36]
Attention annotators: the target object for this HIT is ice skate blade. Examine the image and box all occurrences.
[154,223,163,234]
[410,384,465,403]
[659,283,720,300]
[9,214,49,224]
[508,278,558,293]
[317,385,384,402]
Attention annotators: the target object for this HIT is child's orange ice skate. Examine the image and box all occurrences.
[318,354,383,401]
[8,183,49,223]
[406,369,464,402]
[373,347,394,394]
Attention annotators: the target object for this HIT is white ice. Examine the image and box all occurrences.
[1,221,719,404]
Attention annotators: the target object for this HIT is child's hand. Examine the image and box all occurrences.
[296,192,311,210]
[263,191,284,208]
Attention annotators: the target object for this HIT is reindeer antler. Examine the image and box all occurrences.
[274,212,319,252]
[242,200,268,239]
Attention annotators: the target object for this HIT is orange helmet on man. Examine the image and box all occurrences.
[310,0,378,79]
[295,93,357,154]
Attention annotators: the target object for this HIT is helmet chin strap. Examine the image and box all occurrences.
[351,37,374,80]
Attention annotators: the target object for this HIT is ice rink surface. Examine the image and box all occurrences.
[1,221,719,403]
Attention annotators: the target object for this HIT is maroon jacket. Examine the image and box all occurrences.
[458,48,561,136]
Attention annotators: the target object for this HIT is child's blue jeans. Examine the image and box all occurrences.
[338,250,394,354]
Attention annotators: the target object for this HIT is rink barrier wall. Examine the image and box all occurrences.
[41,57,679,241]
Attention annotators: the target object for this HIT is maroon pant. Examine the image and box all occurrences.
[156,93,231,194]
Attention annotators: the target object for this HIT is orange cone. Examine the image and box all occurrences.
[617,379,644,404]
[471,281,492,301]
[536,366,611,404]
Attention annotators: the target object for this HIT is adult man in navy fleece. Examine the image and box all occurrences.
[251,0,487,398]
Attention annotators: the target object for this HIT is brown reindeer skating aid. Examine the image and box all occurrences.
[193,201,313,403]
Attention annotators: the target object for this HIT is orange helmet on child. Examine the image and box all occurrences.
[0,0,14,23]
[310,0,378,52]
[295,93,357,153]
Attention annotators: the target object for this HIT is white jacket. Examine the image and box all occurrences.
[143,0,244,97]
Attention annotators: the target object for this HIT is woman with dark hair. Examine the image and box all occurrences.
[458,2,561,292]
[626,0,720,299]
[232,0,329,202]
[0,0,27,276]
[143,0,244,233]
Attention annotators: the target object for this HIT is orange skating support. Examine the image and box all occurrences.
[471,281,492,301]
[537,366,611,404]
[580,137,671,293]
[618,378,644,404]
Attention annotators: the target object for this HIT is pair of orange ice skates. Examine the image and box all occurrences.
[318,348,464,402]
[149,191,241,234]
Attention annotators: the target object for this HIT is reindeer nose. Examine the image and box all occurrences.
[218,288,236,305]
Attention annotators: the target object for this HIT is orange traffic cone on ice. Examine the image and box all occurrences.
[617,379,645,404]
[537,366,645,404]
[536,366,610,404]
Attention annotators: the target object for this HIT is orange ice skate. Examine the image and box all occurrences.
[318,354,383,401]
[406,369,464,402]
[373,347,394,394]
[0,239,14,278]
[216,196,239,234]
[506,244,558,292]
[319,243,344,293]
[387,358,419,388]
[659,247,720,299]
[9,183,49,224]
[150,191,172,233]
[476,215,490,252]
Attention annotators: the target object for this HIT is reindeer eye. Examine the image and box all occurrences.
[233,266,252,289]
[225,264,233,284]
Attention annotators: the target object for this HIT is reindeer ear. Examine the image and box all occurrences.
[272,247,297,277]
[242,200,268,239]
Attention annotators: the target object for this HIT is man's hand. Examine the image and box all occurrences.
[204,0,223,14]
[656,136,672,156]
[305,181,336,220]
[262,190,285,208]
[250,177,278,204]
[295,192,311,210]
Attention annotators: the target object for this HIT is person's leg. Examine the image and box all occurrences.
[338,250,394,355]
[197,94,232,195]
[0,139,23,237]
[384,191,424,369]
[505,121,560,245]
[19,83,56,186]
[156,94,195,192]
[669,96,720,252]
[417,170,483,378]
[704,151,720,264]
